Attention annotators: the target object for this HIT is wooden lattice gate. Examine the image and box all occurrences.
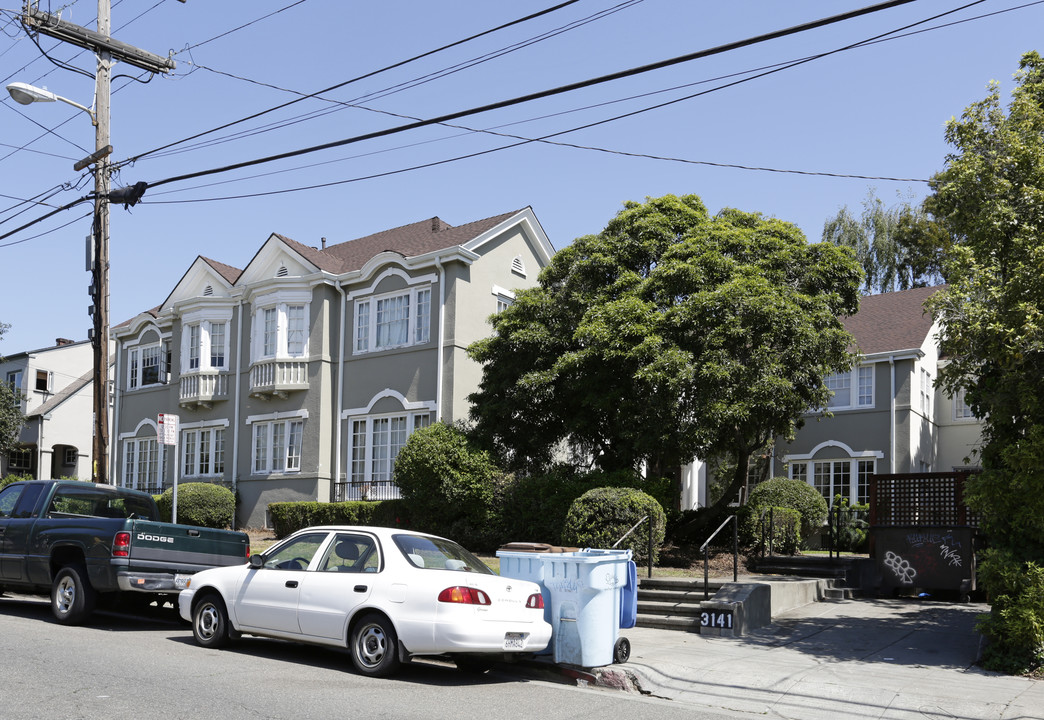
[868,472,980,597]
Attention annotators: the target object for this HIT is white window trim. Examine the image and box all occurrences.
[347,410,432,484]
[492,284,515,314]
[251,290,311,363]
[127,342,166,390]
[352,285,432,355]
[251,418,304,475]
[182,425,227,478]
[823,365,875,411]
[952,387,977,422]
[121,436,158,492]
[181,314,231,375]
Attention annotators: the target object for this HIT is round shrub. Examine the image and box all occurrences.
[393,423,504,550]
[155,482,235,528]
[562,487,666,565]
[740,477,828,548]
[741,506,802,555]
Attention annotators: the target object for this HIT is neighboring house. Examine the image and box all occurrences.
[111,209,553,527]
[1,338,108,480]
[680,286,984,510]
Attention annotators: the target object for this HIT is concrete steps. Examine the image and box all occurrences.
[635,571,853,637]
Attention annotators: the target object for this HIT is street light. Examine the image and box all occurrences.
[6,82,96,124]
[6,79,111,485]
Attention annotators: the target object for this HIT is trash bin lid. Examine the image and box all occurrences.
[498,542,553,553]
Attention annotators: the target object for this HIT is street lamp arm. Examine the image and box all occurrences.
[5,82,96,125]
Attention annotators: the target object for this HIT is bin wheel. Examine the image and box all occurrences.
[613,637,630,664]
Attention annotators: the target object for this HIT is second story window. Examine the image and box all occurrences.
[253,296,310,362]
[824,365,874,410]
[128,343,165,390]
[354,286,431,354]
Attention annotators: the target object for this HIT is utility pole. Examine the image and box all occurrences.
[22,1,174,484]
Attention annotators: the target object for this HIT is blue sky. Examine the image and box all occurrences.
[2,0,1042,353]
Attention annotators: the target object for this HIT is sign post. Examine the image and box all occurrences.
[157,413,180,523]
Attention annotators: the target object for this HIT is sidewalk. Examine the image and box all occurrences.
[537,597,1044,719]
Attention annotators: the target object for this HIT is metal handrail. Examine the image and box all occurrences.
[699,514,738,600]
[613,514,654,578]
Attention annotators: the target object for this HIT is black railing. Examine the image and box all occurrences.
[333,481,401,502]
[700,514,738,600]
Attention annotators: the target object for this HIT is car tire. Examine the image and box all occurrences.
[350,612,400,677]
[51,564,96,625]
[192,594,233,649]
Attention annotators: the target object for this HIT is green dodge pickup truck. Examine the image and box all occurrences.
[0,479,249,624]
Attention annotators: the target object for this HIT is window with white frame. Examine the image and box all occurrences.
[353,286,431,354]
[825,365,874,410]
[953,387,975,420]
[183,427,225,477]
[492,285,515,314]
[349,412,431,483]
[253,297,310,361]
[252,419,303,474]
[128,343,165,390]
[791,457,875,506]
[182,319,229,374]
[122,437,158,491]
[920,368,932,415]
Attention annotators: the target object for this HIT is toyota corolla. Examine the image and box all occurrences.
[178,526,551,676]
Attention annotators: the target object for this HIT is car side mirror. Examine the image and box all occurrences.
[249,554,264,569]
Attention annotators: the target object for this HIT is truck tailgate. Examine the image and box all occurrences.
[126,521,249,572]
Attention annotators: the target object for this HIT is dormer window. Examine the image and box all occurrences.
[252,291,311,361]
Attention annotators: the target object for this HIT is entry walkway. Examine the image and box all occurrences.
[576,597,1044,719]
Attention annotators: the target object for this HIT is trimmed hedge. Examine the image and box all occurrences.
[268,499,411,539]
[742,506,801,555]
[154,482,235,529]
[740,477,828,549]
[562,486,666,565]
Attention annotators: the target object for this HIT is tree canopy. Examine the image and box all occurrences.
[822,189,945,294]
[926,51,1044,671]
[467,194,862,519]
[0,322,26,456]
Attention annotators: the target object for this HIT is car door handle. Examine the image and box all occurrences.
[285,580,299,588]
[354,585,367,593]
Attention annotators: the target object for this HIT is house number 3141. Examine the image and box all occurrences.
[700,611,733,629]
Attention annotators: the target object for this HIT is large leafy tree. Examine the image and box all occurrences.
[822,189,944,293]
[467,194,862,524]
[0,322,26,456]
[926,52,1044,672]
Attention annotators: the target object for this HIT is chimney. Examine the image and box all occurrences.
[431,217,441,233]
[55,338,74,346]
[321,237,327,249]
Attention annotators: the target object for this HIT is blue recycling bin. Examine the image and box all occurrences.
[497,544,556,654]
[540,548,633,667]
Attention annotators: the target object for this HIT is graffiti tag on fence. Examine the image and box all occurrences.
[884,550,917,585]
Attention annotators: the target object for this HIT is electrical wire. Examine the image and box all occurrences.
[126,0,586,165]
[144,0,924,191]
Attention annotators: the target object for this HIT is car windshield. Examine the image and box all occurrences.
[393,534,494,574]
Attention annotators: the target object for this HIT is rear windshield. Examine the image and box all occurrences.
[48,485,156,521]
[393,534,494,574]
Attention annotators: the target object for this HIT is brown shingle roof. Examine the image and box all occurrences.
[312,210,521,274]
[200,256,243,285]
[842,286,942,355]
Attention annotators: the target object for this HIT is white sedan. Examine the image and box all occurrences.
[178,526,551,677]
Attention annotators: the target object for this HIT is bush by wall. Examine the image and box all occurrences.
[977,549,1044,674]
[740,476,828,549]
[1,473,33,489]
[267,499,413,539]
[561,486,666,565]
[741,506,801,555]
[155,483,235,529]
[393,423,505,550]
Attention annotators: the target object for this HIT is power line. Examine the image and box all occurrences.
[145,0,923,191]
[124,0,586,165]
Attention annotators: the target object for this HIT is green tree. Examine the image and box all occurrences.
[468,194,861,530]
[0,322,26,456]
[822,189,944,293]
[926,52,1044,672]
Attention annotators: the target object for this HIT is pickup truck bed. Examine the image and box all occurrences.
[0,479,248,624]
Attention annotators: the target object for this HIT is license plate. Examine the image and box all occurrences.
[174,574,190,590]
[504,632,525,650]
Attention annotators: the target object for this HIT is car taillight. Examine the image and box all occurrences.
[438,586,491,605]
[526,593,544,609]
[113,531,131,558]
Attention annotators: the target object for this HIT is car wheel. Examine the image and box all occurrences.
[192,594,232,649]
[350,613,400,677]
[51,565,96,625]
